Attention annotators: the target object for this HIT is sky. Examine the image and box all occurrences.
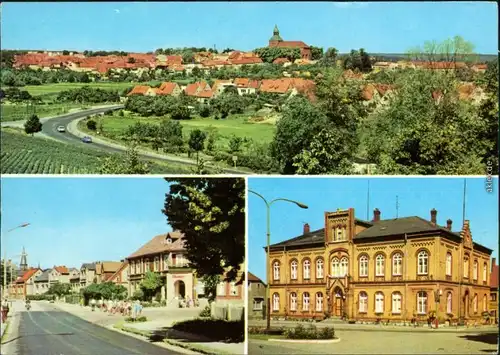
[1,2,497,54]
[0,177,174,270]
[248,177,499,282]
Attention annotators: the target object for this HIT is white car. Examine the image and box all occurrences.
[57,125,66,132]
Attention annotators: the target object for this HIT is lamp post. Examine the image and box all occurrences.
[1,223,30,329]
[249,190,308,331]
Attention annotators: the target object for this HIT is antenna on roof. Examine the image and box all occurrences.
[462,178,467,225]
[366,180,370,220]
[396,195,399,219]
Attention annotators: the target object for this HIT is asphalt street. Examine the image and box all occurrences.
[1,302,182,355]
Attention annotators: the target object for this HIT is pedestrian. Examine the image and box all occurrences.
[90,298,96,311]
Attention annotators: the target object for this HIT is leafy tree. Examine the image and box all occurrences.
[98,143,149,174]
[140,271,164,301]
[189,129,207,165]
[87,119,97,131]
[343,48,372,72]
[484,60,498,93]
[477,95,499,172]
[228,135,243,153]
[323,47,338,66]
[47,283,71,297]
[82,282,127,300]
[202,274,220,303]
[199,105,211,118]
[310,46,324,61]
[24,114,42,136]
[127,57,136,64]
[170,104,191,120]
[162,178,245,281]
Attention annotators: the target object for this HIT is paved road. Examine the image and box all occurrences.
[1,302,182,355]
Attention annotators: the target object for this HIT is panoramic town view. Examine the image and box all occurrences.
[1,2,497,175]
[247,177,499,354]
[0,177,245,354]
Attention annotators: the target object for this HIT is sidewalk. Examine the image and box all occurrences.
[248,319,500,333]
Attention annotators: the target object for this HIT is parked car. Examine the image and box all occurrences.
[82,136,92,143]
[56,125,66,132]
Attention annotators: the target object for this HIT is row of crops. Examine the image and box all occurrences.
[1,129,194,174]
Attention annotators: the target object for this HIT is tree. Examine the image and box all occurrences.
[484,60,498,93]
[170,104,191,120]
[140,271,164,301]
[189,129,207,165]
[228,135,242,153]
[87,119,97,131]
[162,178,245,281]
[127,57,136,64]
[202,274,220,303]
[323,47,338,66]
[310,46,324,61]
[82,282,127,300]
[98,143,149,174]
[24,114,42,136]
[48,283,71,298]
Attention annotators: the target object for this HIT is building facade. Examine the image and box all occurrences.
[268,25,312,60]
[107,261,129,289]
[80,263,97,288]
[12,268,42,298]
[266,208,493,324]
[248,272,266,319]
[215,263,245,305]
[489,258,498,321]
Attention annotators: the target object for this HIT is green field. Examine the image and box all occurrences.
[94,114,276,148]
[0,128,193,174]
[1,103,86,122]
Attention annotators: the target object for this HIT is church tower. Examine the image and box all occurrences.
[20,247,28,272]
[269,25,283,46]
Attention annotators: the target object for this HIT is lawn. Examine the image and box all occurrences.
[1,102,85,122]
[0,128,193,174]
[20,82,137,97]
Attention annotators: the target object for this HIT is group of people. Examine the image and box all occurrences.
[88,298,143,317]
[179,296,199,308]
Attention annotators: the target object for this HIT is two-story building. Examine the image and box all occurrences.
[248,272,266,319]
[266,208,493,324]
[216,263,245,305]
[127,231,201,302]
[95,261,123,283]
[34,269,52,294]
[107,261,130,289]
[13,268,42,299]
[80,263,97,288]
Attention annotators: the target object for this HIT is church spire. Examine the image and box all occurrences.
[20,247,28,271]
[269,24,283,43]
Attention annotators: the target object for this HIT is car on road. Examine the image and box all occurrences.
[56,125,66,132]
[82,136,92,143]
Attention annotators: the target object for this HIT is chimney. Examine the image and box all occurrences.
[430,208,437,225]
[373,208,381,222]
[303,223,310,234]
[446,219,452,230]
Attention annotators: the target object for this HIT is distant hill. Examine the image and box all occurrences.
[338,52,497,63]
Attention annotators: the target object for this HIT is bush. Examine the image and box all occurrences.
[125,316,148,323]
[27,294,55,301]
[199,105,211,118]
[87,119,97,131]
[248,327,284,335]
[199,305,211,318]
[284,324,335,340]
[172,319,244,343]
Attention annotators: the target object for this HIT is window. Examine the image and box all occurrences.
[492,293,497,302]
[340,257,348,277]
[375,255,385,277]
[163,255,169,270]
[392,253,402,276]
[316,292,323,312]
[131,261,135,275]
[290,260,298,280]
[417,291,427,314]
[375,292,384,313]
[290,292,297,311]
[273,262,280,281]
[473,294,478,313]
[463,256,469,278]
[473,260,478,280]
[154,257,159,271]
[483,263,488,282]
[217,282,226,296]
[336,228,342,241]
[332,258,340,277]
[446,292,452,314]
[392,292,401,313]
[316,259,324,279]
[483,294,487,312]
[359,256,368,277]
[230,282,238,296]
[145,259,150,271]
[253,298,263,310]
[272,293,280,311]
[303,292,310,311]
[446,253,452,276]
[417,251,428,275]
[303,260,311,280]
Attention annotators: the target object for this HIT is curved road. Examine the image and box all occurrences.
[3,105,250,174]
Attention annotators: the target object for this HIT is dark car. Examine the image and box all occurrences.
[82,136,92,143]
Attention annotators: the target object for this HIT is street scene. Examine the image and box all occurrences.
[247,177,499,354]
[1,177,245,355]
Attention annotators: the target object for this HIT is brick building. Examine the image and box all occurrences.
[268,25,312,60]
[266,208,493,325]
[489,258,498,321]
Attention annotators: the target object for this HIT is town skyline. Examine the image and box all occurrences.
[1,2,497,54]
[248,177,499,282]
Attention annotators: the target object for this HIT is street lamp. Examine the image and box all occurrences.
[249,190,308,331]
[1,223,30,330]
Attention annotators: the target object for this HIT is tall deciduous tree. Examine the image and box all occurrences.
[162,178,245,281]
[140,271,164,301]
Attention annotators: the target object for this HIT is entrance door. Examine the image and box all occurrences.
[333,287,344,317]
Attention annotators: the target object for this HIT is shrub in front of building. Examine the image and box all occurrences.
[172,318,244,343]
[248,326,285,335]
[284,324,335,340]
[27,294,55,301]
[125,316,148,323]
[198,305,211,318]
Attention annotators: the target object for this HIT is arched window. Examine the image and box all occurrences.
[446,292,452,314]
[375,292,384,313]
[417,291,427,314]
[303,259,311,280]
[273,261,280,281]
[303,292,310,311]
[375,254,385,276]
[359,292,368,313]
[290,260,298,280]
[417,251,428,275]
[392,292,402,313]
[332,258,340,277]
[316,259,324,279]
[316,292,323,312]
[272,293,280,311]
[145,258,150,271]
[463,256,469,278]
[483,294,488,312]
[392,253,402,276]
[473,260,478,280]
[163,254,169,271]
[483,262,488,282]
[290,292,297,311]
[359,255,368,277]
[473,294,478,313]
[340,257,348,277]
[445,253,452,276]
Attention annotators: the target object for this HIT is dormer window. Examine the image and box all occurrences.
[166,238,172,244]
